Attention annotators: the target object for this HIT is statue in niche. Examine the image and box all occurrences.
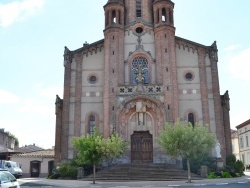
[215,140,221,158]
[133,64,146,93]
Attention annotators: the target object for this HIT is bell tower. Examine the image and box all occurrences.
[125,0,153,26]
[153,0,179,121]
[103,0,125,137]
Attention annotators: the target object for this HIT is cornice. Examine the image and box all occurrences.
[236,119,250,129]
[153,0,175,7]
[72,39,104,57]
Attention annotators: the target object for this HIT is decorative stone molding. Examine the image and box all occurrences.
[175,40,198,54]
[209,41,218,62]
[179,89,200,95]
[55,95,63,115]
[118,84,163,95]
[64,46,72,66]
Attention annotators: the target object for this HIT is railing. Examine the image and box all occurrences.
[118,85,163,95]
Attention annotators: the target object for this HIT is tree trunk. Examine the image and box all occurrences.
[187,159,192,183]
[93,164,96,184]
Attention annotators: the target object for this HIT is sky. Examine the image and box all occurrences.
[0,0,249,149]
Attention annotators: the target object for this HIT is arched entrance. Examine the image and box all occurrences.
[30,161,41,177]
[131,131,153,163]
[116,95,167,163]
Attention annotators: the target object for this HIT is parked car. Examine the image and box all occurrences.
[0,160,23,178]
[0,169,20,188]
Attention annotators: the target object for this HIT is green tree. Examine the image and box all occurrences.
[72,128,126,184]
[8,133,19,147]
[157,120,216,183]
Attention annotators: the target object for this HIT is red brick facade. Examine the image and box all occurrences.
[55,0,232,165]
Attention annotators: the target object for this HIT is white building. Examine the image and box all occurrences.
[236,119,250,168]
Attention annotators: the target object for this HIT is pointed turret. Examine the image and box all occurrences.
[103,0,125,137]
[104,0,125,29]
[153,0,174,27]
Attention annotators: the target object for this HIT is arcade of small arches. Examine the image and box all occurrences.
[104,0,174,27]
[86,111,197,137]
[154,5,174,25]
[105,7,124,26]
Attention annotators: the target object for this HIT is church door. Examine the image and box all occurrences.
[131,131,153,163]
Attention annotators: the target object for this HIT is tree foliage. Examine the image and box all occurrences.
[8,133,19,146]
[157,120,216,182]
[72,128,127,184]
[226,154,245,175]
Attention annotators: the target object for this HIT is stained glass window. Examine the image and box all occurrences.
[89,115,95,135]
[136,0,141,18]
[132,57,148,85]
[188,113,195,127]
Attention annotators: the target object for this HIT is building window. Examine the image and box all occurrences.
[138,112,145,126]
[240,137,244,149]
[89,115,95,135]
[188,113,195,127]
[242,154,245,164]
[136,0,142,18]
[112,10,116,23]
[185,72,193,81]
[246,135,249,147]
[132,56,149,85]
[88,74,97,84]
[136,27,143,34]
[162,8,166,21]
[89,76,96,83]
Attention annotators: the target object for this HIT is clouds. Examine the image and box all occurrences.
[224,45,240,52]
[0,85,61,148]
[0,89,20,104]
[0,0,44,27]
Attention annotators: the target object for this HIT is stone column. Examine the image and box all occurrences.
[198,48,210,125]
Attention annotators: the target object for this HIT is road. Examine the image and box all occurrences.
[18,177,250,188]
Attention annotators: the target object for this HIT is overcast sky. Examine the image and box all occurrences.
[0,0,249,149]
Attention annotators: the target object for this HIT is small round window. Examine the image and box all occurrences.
[185,73,193,81]
[136,27,143,34]
[89,75,97,84]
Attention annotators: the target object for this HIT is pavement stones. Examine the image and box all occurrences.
[18,172,250,188]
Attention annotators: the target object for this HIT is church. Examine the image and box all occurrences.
[55,0,232,165]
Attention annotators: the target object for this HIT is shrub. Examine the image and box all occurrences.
[208,172,218,179]
[48,172,60,179]
[182,155,217,174]
[226,154,236,167]
[235,160,244,175]
[48,160,78,180]
[225,154,244,176]
[236,173,241,177]
[57,162,77,179]
[221,171,232,178]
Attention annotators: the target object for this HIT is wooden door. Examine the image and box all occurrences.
[131,131,153,163]
[30,161,41,177]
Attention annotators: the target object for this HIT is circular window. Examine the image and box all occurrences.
[89,75,97,84]
[185,73,193,81]
[136,27,143,34]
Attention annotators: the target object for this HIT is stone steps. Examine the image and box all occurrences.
[83,163,202,181]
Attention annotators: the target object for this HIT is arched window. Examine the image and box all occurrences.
[112,10,116,23]
[105,11,109,26]
[188,113,195,127]
[118,10,121,24]
[136,0,142,18]
[131,57,149,85]
[156,9,159,23]
[162,8,166,22]
[89,115,95,135]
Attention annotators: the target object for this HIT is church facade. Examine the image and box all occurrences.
[55,0,232,165]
